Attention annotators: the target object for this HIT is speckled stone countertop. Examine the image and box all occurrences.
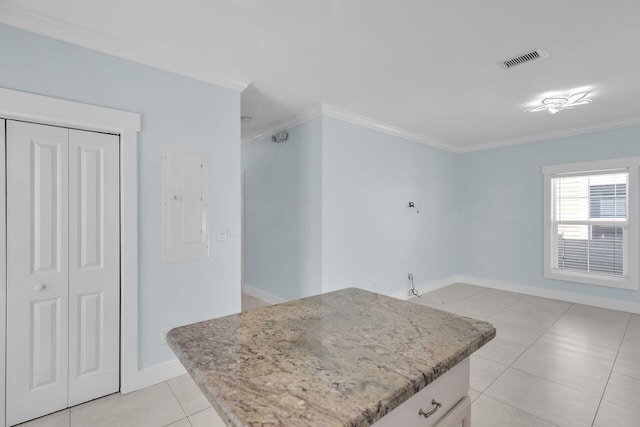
[167,288,495,427]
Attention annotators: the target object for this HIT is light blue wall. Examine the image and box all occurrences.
[243,117,459,300]
[0,24,242,369]
[242,118,323,300]
[321,118,459,296]
[244,115,640,304]
[459,126,640,302]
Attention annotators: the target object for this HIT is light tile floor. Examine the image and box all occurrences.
[413,283,640,427]
[16,285,640,427]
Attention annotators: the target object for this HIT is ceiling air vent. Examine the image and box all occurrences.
[500,49,547,69]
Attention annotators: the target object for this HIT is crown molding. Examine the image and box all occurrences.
[460,115,640,153]
[320,104,455,152]
[241,104,323,145]
[0,3,251,92]
[242,103,457,152]
[244,105,640,153]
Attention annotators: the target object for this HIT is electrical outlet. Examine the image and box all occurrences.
[216,228,228,241]
[160,328,171,345]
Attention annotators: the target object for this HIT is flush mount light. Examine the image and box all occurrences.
[240,115,252,123]
[525,90,592,114]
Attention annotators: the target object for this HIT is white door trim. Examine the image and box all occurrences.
[0,87,141,425]
[0,119,5,425]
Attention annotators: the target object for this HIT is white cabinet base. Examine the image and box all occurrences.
[434,396,471,427]
[373,358,470,427]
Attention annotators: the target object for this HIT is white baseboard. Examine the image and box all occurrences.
[458,275,640,314]
[390,276,458,300]
[242,283,288,304]
[122,274,639,396]
[121,359,186,394]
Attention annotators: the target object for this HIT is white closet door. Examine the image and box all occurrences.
[6,121,120,425]
[7,121,70,426]
[68,129,120,405]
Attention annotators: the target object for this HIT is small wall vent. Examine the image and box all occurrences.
[500,49,547,69]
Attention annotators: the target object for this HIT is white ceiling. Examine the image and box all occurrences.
[2,0,640,152]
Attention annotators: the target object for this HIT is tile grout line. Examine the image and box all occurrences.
[590,314,633,427]
[475,394,562,427]
[165,379,192,427]
[188,407,219,427]
[497,300,626,419]
[440,286,492,308]
[488,303,631,427]
[472,311,547,420]
[486,297,574,371]
[498,302,634,413]
[474,298,576,426]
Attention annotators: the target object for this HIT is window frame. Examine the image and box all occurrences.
[543,157,640,290]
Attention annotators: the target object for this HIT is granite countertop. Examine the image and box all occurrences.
[167,288,495,427]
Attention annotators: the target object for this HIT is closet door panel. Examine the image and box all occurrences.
[6,120,70,426]
[68,129,120,405]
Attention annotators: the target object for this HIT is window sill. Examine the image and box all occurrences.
[544,269,638,290]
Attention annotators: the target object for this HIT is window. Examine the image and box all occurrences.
[543,157,640,289]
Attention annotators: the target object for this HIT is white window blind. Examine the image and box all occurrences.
[543,156,639,290]
[551,170,628,277]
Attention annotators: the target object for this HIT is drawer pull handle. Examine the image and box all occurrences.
[418,399,442,419]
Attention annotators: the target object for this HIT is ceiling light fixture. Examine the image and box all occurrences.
[525,90,592,114]
[241,115,252,123]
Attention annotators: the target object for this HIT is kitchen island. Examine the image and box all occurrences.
[168,288,495,426]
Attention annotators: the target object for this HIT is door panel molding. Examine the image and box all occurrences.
[78,145,104,269]
[31,139,66,274]
[77,291,104,376]
[30,298,63,389]
[0,119,6,425]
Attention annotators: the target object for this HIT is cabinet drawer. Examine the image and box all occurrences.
[373,358,469,427]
